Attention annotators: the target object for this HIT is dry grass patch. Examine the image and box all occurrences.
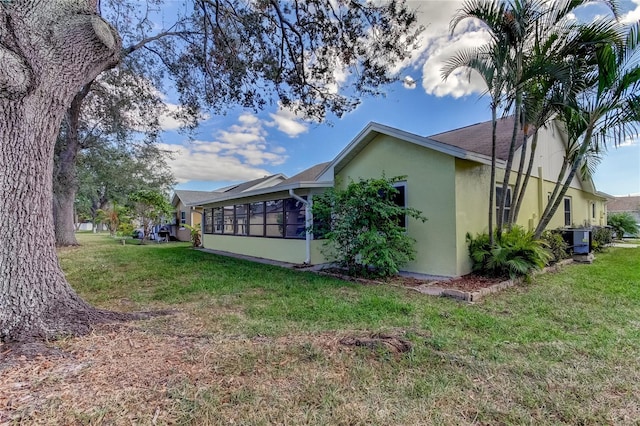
[1,314,427,425]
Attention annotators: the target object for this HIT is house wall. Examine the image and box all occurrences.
[175,200,191,242]
[454,160,492,275]
[201,235,325,264]
[454,156,607,275]
[335,134,459,277]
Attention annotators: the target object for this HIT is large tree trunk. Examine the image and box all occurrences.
[53,188,79,246]
[53,86,92,247]
[0,1,123,341]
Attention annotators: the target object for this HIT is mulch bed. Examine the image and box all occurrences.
[431,274,505,292]
[322,269,506,293]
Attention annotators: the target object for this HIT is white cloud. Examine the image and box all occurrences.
[621,0,640,23]
[159,142,272,183]
[394,1,489,98]
[162,114,289,183]
[618,136,639,148]
[403,75,417,89]
[421,28,492,98]
[158,102,188,131]
[266,104,310,137]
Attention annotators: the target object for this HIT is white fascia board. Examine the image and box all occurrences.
[325,122,496,174]
[242,173,288,191]
[199,181,334,206]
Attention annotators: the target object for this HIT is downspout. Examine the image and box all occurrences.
[289,189,312,264]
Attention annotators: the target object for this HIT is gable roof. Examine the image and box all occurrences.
[172,190,218,207]
[322,122,496,179]
[221,173,287,194]
[607,195,640,212]
[279,162,331,186]
[174,174,287,207]
[198,164,333,206]
[428,116,527,161]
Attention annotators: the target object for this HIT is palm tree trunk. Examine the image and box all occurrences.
[497,99,522,235]
[489,106,498,246]
[535,126,594,238]
[511,130,539,224]
[509,126,530,224]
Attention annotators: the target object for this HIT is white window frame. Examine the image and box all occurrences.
[563,197,572,226]
[496,185,512,224]
[393,182,407,229]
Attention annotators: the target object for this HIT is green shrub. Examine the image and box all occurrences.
[540,230,570,263]
[607,212,639,239]
[466,226,552,280]
[591,226,614,252]
[116,222,134,238]
[183,224,202,247]
[312,176,426,278]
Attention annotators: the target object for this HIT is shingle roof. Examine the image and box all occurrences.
[607,196,640,212]
[278,162,331,185]
[222,174,285,194]
[429,116,530,161]
[173,190,219,206]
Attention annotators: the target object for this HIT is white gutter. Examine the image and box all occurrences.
[289,189,313,264]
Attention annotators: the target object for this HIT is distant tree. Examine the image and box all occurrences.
[607,212,639,239]
[0,0,420,341]
[96,202,130,237]
[75,137,174,229]
[312,176,426,278]
[129,190,173,244]
[54,67,165,246]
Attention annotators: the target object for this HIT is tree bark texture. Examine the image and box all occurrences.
[53,87,91,247]
[0,1,122,341]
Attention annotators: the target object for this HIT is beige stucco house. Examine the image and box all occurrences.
[199,117,608,277]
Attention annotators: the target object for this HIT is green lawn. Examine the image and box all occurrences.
[50,234,640,424]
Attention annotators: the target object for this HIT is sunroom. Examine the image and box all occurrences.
[199,176,332,265]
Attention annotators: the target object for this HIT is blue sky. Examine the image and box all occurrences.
[159,0,640,197]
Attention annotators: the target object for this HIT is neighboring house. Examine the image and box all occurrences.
[199,117,607,277]
[172,174,288,242]
[171,190,217,241]
[606,195,640,223]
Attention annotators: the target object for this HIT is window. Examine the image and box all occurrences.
[249,202,265,236]
[496,186,512,223]
[285,198,306,238]
[235,204,248,235]
[180,211,187,225]
[207,198,308,239]
[378,183,407,228]
[223,205,234,234]
[204,209,213,234]
[213,207,223,233]
[265,200,284,237]
[564,197,572,226]
[591,202,596,219]
[392,183,407,228]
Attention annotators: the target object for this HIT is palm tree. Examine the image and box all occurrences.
[442,37,510,245]
[445,0,624,239]
[535,20,640,237]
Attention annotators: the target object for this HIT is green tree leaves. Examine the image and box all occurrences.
[312,176,426,278]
